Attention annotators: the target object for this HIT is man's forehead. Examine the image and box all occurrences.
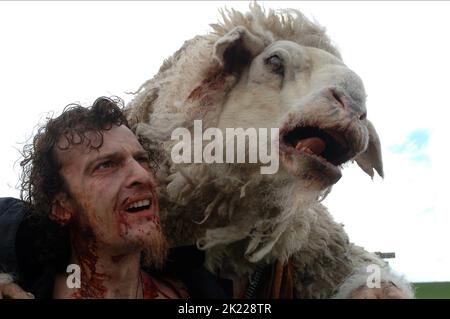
[56,125,143,165]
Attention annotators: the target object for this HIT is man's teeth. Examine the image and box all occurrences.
[127,199,151,210]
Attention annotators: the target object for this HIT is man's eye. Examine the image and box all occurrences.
[95,160,116,171]
[265,55,284,76]
[137,157,151,168]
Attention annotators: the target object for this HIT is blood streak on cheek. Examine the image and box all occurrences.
[117,210,131,238]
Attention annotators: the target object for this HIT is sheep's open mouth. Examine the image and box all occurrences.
[282,126,352,167]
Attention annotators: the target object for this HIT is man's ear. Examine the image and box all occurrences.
[355,120,384,179]
[213,26,265,75]
[50,193,74,226]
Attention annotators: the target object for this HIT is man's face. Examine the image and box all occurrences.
[55,125,163,254]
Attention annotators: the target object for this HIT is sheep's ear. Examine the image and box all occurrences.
[125,86,159,126]
[213,26,265,75]
[355,120,384,179]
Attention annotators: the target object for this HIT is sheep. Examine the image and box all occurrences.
[126,3,414,298]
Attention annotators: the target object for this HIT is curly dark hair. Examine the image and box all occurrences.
[19,96,131,217]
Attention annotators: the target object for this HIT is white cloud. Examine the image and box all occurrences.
[1,1,449,282]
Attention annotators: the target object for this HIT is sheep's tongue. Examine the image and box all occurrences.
[295,137,326,155]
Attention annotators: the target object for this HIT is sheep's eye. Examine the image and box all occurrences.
[265,55,284,76]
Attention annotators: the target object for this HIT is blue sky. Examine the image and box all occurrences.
[389,129,431,163]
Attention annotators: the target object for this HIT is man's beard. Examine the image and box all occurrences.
[67,191,170,270]
[141,226,169,270]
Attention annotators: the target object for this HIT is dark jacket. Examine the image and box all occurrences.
[0,197,30,275]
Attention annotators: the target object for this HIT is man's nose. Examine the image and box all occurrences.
[327,87,367,121]
[125,158,153,188]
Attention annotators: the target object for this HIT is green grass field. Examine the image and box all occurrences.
[413,282,450,299]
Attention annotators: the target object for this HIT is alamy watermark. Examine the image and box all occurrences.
[170,120,279,174]
[66,264,81,289]
[366,264,381,289]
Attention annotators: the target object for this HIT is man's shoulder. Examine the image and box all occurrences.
[0,197,31,273]
[0,197,30,216]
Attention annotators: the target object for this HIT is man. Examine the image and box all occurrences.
[0,96,189,298]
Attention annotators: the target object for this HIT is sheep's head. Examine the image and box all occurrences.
[129,5,384,260]
[212,26,383,191]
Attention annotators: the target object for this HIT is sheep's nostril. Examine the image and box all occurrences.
[331,89,346,109]
[359,112,367,121]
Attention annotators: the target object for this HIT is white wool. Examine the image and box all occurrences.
[127,3,412,298]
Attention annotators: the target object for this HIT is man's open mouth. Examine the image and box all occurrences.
[118,193,160,230]
[121,193,157,218]
[125,199,152,214]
